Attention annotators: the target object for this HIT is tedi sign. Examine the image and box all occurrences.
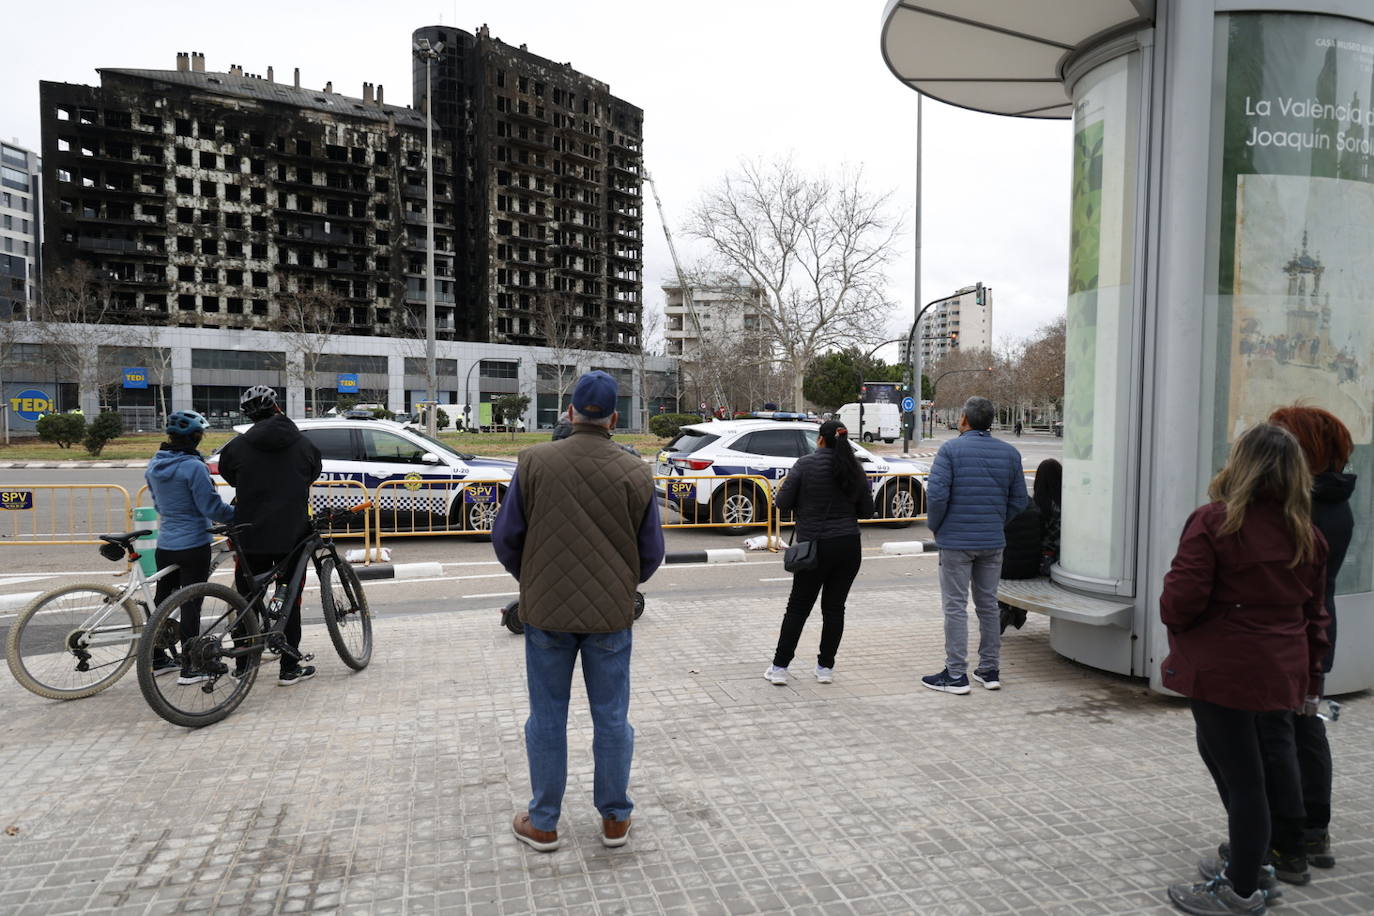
[10,389,55,422]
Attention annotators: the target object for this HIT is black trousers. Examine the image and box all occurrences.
[772,534,862,670]
[234,552,304,673]
[1257,710,1334,839]
[1191,699,1268,897]
[153,544,213,649]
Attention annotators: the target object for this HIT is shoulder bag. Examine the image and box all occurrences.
[783,480,835,573]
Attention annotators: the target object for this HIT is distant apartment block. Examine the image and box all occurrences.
[1,138,41,319]
[662,277,767,360]
[902,284,993,365]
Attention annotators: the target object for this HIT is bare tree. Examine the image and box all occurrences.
[1019,316,1066,417]
[275,288,344,418]
[688,158,901,409]
[30,263,131,402]
[534,298,590,424]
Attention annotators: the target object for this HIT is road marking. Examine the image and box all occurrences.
[758,577,792,582]
[465,591,519,599]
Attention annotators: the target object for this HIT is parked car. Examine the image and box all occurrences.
[208,417,515,537]
[654,419,928,534]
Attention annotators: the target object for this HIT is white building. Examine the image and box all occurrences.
[1,138,41,319]
[901,284,993,364]
[662,277,767,361]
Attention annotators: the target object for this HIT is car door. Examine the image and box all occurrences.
[298,426,367,523]
[734,430,808,525]
[357,427,450,527]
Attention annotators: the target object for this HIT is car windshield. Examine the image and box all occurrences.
[407,428,476,462]
[664,430,719,455]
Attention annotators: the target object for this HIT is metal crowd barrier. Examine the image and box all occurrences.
[372,477,503,554]
[655,474,779,547]
[0,484,133,546]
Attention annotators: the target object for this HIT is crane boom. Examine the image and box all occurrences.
[645,171,729,415]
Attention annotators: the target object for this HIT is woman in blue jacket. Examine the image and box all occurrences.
[144,410,235,684]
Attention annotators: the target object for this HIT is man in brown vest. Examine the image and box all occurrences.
[493,370,665,852]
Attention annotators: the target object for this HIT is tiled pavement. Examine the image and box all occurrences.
[0,584,1370,915]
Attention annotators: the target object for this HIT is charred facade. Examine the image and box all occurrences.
[412,25,644,353]
[39,56,456,337]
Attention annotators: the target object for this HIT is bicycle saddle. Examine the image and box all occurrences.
[99,530,153,547]
[209,522,253,536]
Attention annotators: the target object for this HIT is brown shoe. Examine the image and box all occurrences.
[602,816,632,848]
[512,813,560,852]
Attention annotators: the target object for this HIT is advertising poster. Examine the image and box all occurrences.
[1214,13,1374,591]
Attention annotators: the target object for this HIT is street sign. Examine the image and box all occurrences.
[901,396,915,412]
[1,490,34,510]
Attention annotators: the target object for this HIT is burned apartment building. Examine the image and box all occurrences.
[39,54,456,338]
[412,24,645,353]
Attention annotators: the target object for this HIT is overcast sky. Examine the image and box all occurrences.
[2,0,1072,361]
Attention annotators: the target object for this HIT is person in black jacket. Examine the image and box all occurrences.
[218,385,324,685]
[997,459,1062,632]
[1255,406,1356,878]
[764,420,875,686]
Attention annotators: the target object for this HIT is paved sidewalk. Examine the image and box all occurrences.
[0,585,1370,915]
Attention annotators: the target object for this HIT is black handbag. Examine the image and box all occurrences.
[783,537,819,572]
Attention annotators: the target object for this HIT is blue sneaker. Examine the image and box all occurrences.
[971,668,1001,690]
[921,669,971,695]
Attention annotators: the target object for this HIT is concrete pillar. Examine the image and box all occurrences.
[387,354,404,414]
[170,341,192,412]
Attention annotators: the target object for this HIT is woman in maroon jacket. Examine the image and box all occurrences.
[1162,423,1329,916]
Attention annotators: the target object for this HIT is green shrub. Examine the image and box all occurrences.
[36,413,87,449]
[370,406,395,420]
[648,413,703,440]
[83,411,125,457]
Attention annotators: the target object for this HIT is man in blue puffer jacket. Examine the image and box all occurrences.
[921,396,1027,695]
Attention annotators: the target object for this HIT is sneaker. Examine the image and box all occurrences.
[1197,857,1282,901]
[763,665,788,686]
[815,666,834,684]
[1218,842,1309,886]
[1304,829,1335,869]
[512,813,560,852]
[971,667,1001,690]
[176,668,208,686]
[921,669,971,695]
[277,665,316,686]
[1167,875,1266,915]
[602,816,632,848]
[152,655,180,678]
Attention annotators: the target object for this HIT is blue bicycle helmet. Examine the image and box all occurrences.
[165,409,209,435]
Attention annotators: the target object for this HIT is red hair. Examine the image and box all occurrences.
[1268,406,1353,473]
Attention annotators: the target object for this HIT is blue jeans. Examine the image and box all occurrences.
[523,624,635,831]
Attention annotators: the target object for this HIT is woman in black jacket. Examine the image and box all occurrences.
[1258,406,1356,877]
[765,420,874,686]
[997,459,1062,632]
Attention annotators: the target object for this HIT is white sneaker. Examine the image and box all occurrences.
[815,666,834,684]
[763,665,788,685]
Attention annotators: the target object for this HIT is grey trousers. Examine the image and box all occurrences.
[939,548,1004,677]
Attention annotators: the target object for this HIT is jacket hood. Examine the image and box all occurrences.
[242,414,303,452]
[1313,470,1357,505]
[147,449,204,481]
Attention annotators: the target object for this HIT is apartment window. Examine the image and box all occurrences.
[199,151,217,169]
[175,236,194,253]
[226,240,243,257]
[176,176,193,194]
[375,229,389,246]
[178,265,196,282]
[251,242,267,259]
[203,296,220,313]
[480,360,519,379]
[225,184,241,202]
[250,188,266,205]
[251,215,267,231]
[225,213,243,229]
[252,299,267,315]
[226,269,244,285]
[227,297,244,314]
[296,139,311,156]
[178,294,196,310]
[252,271,267,288]
[175,118,192,136]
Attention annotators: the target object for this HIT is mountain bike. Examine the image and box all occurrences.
[4,530,233,700]
[136,502,372,728]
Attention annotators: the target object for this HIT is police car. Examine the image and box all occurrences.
[208,418,515,536]
[655,418,928,534]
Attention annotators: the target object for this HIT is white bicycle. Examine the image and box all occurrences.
[4,529,231,700]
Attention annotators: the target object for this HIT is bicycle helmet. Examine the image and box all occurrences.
[240,385,280,420]
[165,409,209,436]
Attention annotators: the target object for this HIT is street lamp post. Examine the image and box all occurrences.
[464,358,522,433]
[412,38,444,438]
[902,282,983,455]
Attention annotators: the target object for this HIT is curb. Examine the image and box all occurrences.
[0,461,150,469]
[665,549,747,565]
[351,561,444,581]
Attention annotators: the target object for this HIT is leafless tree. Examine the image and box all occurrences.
[688,157,901,409]
[534,298,590,422]
[275,288,344,418]
[1019,316,1066,416]
[30,263,131,399]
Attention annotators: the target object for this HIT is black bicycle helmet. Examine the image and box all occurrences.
[240,385,280,420]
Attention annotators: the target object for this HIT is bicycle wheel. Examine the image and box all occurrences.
[5,583,142,700]
[137,583,263,728]
[319,556,372,669]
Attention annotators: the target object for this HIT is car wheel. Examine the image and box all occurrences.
[712,485,763,535]
[880,478,922,528]
[450,485,504,542]
[863,432,875,443]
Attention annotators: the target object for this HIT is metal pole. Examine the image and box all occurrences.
[424,54,438,439]
[904,94,923,455]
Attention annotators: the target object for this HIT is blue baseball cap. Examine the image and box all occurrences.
[571,370,618,418]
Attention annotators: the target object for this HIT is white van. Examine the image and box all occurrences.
[838,402,900,444]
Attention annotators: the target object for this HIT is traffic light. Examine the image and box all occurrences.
[949,330,959,344]
[975,282,986,307]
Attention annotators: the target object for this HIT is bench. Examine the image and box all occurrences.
[996,577,1133,628]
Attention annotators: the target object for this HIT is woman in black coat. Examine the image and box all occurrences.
[764,420,874,686]
[1258,406,1356,877]
[998,459,1062,632]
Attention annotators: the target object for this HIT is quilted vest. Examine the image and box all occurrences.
[516,426,654,633]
